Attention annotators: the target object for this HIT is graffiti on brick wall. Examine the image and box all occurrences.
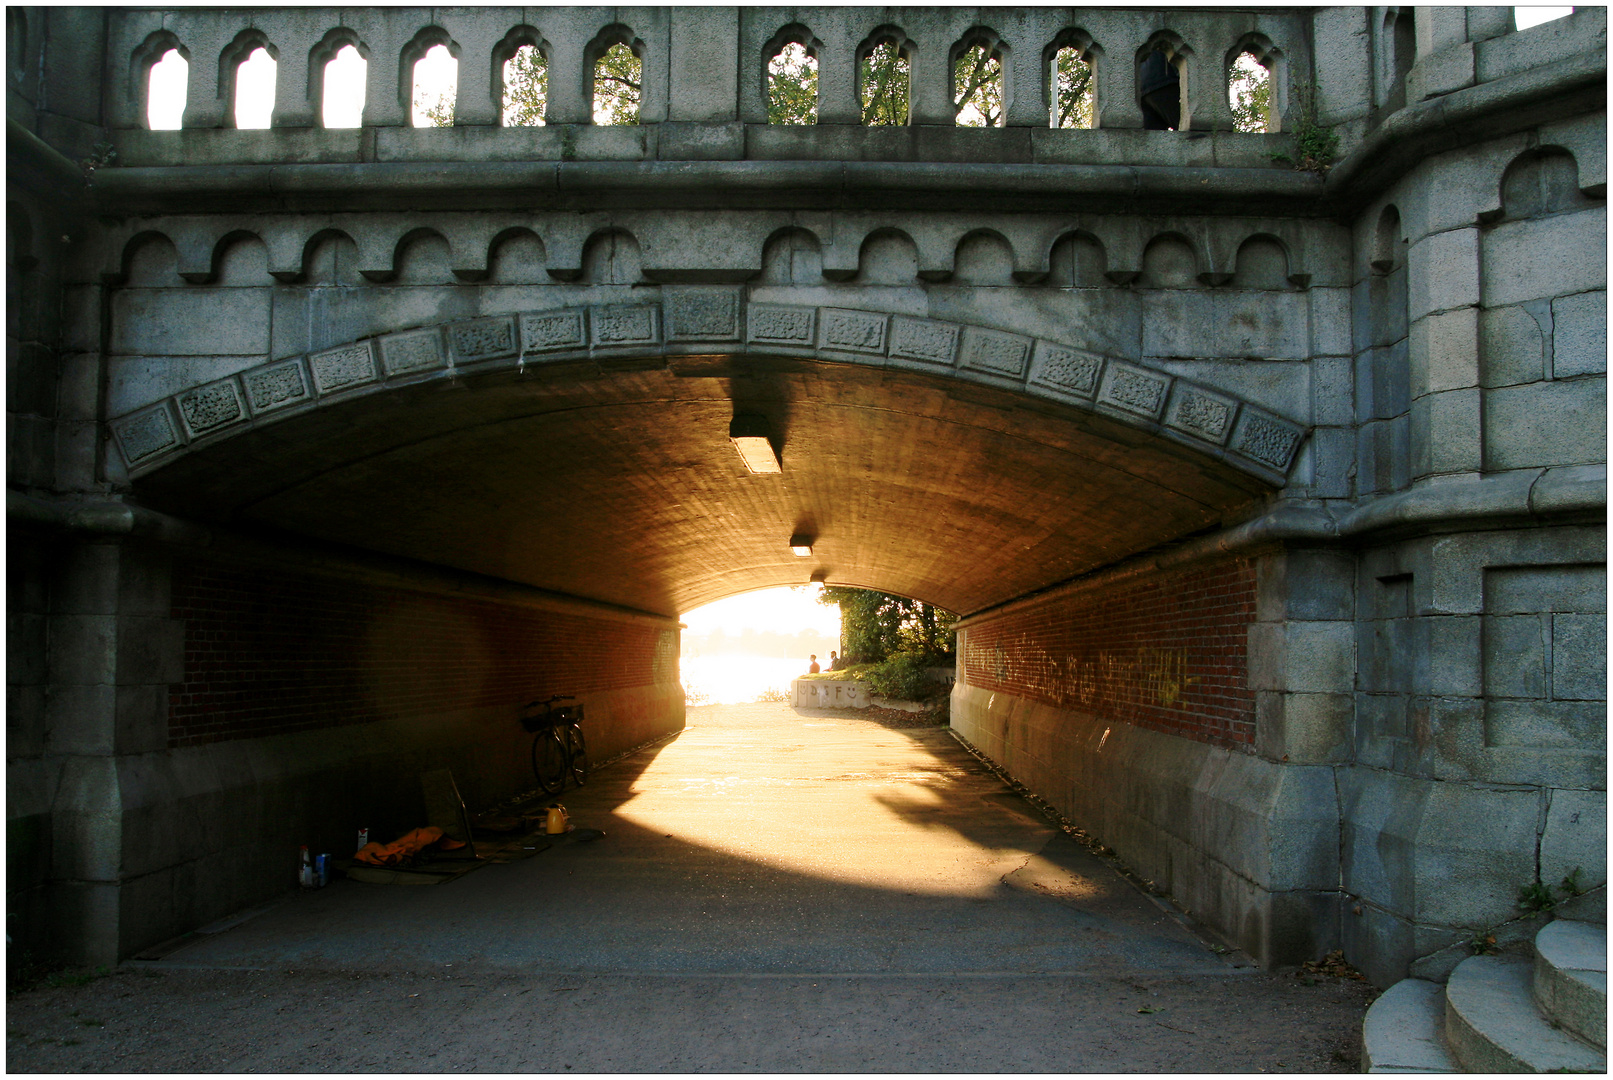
[961,556,1257,748]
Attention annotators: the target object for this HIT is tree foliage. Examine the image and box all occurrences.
[1052,48,1095,128]
[594,42,641,125]
[953,43,1002,127]
[860,40,908,125]
[818,587,956,663]
[767,42,818,124]
[502,44,546,126]
[1229,52,1272,133]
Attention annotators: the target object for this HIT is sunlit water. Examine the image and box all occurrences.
[680,654,815,705]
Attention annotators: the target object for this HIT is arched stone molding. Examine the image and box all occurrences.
[98,213,1349,296]
[107,296,1309,484]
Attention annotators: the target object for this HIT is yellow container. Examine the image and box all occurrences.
[545,804,570,835]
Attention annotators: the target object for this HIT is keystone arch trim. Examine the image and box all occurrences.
[108,292,1309,483]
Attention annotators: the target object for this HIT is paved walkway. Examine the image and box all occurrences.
[6,704,1375,1071]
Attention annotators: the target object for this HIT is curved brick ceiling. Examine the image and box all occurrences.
[131,358,1272,618]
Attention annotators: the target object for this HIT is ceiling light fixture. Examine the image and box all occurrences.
[790,534,813,558]
[729,413,781,474]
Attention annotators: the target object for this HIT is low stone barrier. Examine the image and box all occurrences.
[792,678,871,709]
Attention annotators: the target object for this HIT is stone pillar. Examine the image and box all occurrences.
[907,35,953,126]
[1405,227,1483,480]
[669,8,739,121]
[1252,547,1358,766]
[41,539,182,965]
[447,13,505,128]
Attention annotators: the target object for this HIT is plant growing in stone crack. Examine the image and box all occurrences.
[1267,78,1338,174]
[79,141,116,179]
[1516,866,1584,918]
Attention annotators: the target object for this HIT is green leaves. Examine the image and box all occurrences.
[860,41,908,126]
[817,587,955,664]
[502,45,547,127]
[594,42,641,125]
[767,42,817,125]
[1228,52,1271,134]
[1052,50,1094,129]
[953,43,1001,127]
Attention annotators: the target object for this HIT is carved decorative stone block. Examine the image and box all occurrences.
[309,342,379,394]
[1230,409,1305,471]
[960,327,1032,379]
[113,403,182,463]
[818,308,887,355]
[1165,383,1239,445]
[1097,361,1170,419]
[521,310,587,353]
[747,304,816,346]
[380,329,447,376]
[1029,342,1104,400]
[243,360,309,415]
[176,378,245,438]
[448,316,519,364]
[889,317,960,366]
[590,304,660,347]
[665,289,741,341]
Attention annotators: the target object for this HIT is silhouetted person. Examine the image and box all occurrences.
[1139,50,1181,130]
[808,654,820,674]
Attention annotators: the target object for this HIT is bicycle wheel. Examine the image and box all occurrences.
[565,725,589,786]
[531,727,568,794]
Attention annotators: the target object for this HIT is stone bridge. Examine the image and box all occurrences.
[7,6,1606,986]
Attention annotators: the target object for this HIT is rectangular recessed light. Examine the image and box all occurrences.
[729,413,781,474]
[790,534,813,557]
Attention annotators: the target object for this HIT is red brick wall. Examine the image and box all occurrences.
[168,560,678,747]
[959,556,1257,749]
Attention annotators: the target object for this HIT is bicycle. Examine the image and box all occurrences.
[519,695,589,795]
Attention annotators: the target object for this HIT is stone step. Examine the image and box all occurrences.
[1362,978,1459,1073]
[1533,918,1607,1049]
[1445,954,1606,1073]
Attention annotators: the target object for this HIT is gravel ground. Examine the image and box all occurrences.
[7,965,1375,1073]
[8,703,1378,1073]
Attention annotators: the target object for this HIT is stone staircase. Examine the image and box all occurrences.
[1363,919,1606,1072]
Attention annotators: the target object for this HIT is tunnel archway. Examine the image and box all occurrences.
[116,299,1301,619]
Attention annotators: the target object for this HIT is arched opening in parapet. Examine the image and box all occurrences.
[142,40,187,130]
[1227,36,1283,134]
[1047,31,1097,129]
[952,29,1005,127]
[229,42,277,129]
[410,40,458,127]
[319,42,367,128]
[496,29,548,127]
[764,26,819,125]
[588,26,643,125]
[858,28,911,126]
